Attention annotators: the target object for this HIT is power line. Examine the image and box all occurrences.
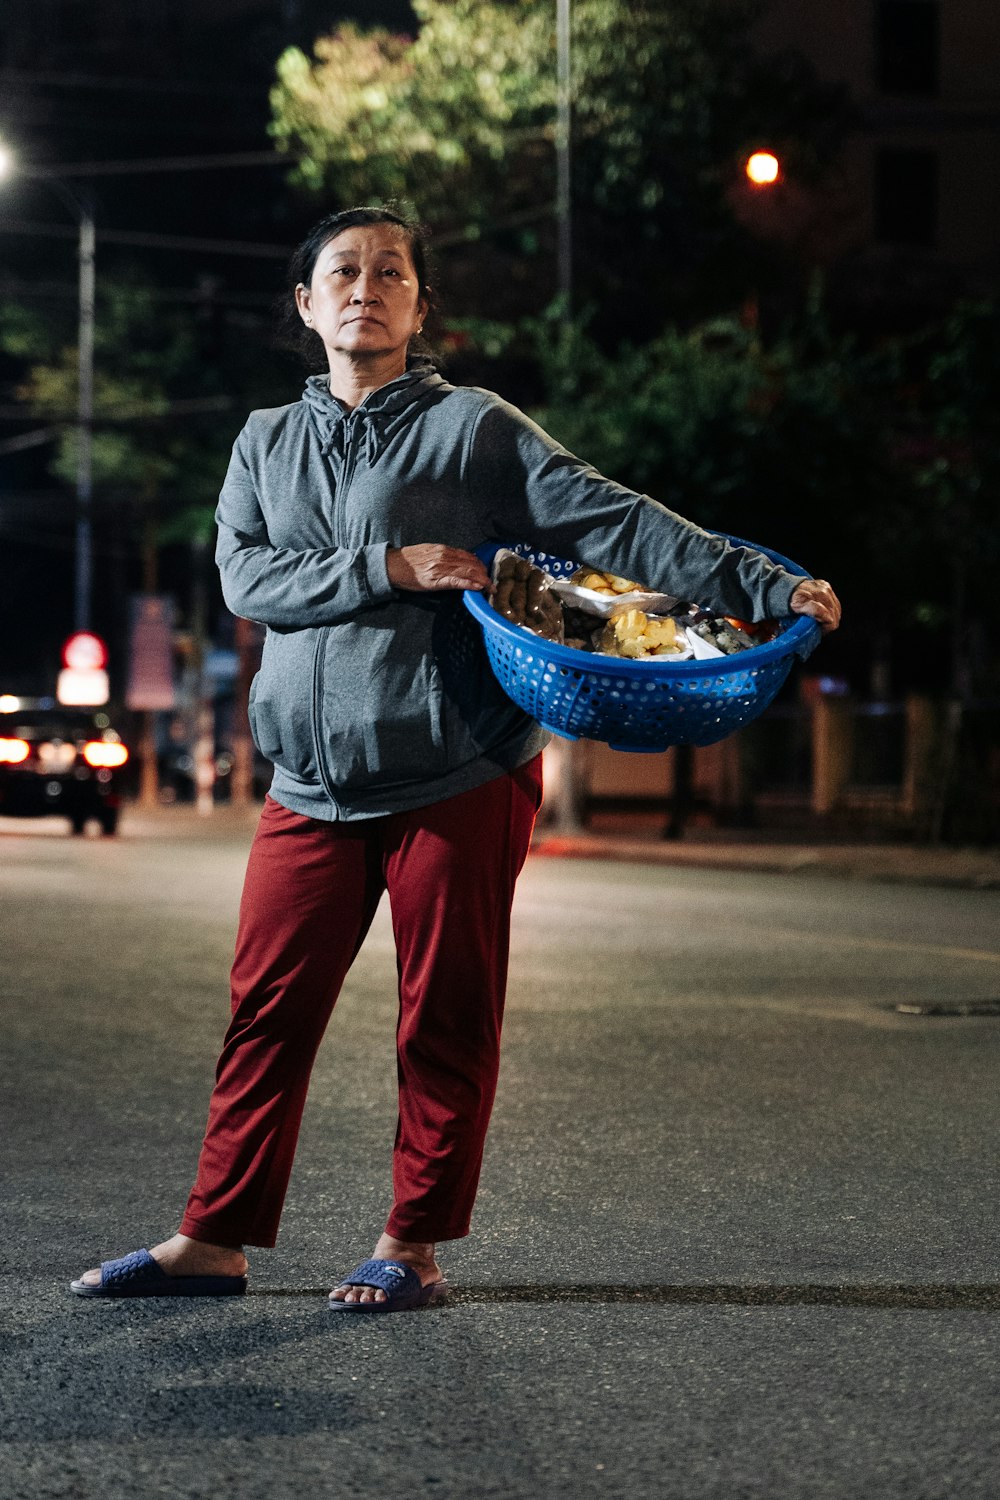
[18,152,300,179]
[0,396,235,424]
[0,220,292,260]
[0,427,60,456]
[0,277,278,308]
[0,67,259,101]
[0,207,556,261]
[432,203,554,249]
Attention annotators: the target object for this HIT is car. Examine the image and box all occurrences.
[0,698,128,835]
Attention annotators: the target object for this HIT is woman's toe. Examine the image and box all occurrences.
[328,1280,389,1304]
[81,1268,102,1287]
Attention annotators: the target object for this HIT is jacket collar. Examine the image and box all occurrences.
[302,358,445,461]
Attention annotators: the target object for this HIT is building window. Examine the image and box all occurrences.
[874,147,938,247]
[875,1,940,96]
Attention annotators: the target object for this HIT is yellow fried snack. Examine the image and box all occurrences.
[575,570,615,593]
[572,567,641,596]
[643,617,680,651]
[599,609,682,658]
[612,607,648,641]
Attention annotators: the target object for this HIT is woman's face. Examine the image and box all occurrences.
[295,224,428,365]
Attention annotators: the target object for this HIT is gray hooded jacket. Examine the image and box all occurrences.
[215,360,803,821]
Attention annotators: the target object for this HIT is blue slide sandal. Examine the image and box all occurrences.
[69,1248,247,1298]
[328,1257,448,1313]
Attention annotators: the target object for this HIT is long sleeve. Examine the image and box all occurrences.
[470,396,802,622]
[215,429,396,629]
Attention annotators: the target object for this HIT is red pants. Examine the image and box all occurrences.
[180,756,542,1248]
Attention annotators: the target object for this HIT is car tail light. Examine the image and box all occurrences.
[0,737,30,764]
[83,740,129,768]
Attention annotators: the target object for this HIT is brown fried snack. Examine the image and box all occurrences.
[493,553,564,642]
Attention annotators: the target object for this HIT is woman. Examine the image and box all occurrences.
[72,207,840,1310]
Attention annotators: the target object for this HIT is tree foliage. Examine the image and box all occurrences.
[271,3,553,222]
[524,301,894,596]
[269,0,849,330]
[0,279,241,540]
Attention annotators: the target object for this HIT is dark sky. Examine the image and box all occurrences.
[0,3,422,689]
[1,2,417,250]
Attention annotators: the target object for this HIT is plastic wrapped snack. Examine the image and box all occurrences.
[487,549,778,661]
[550,566,682,619]
[573,567,641,595]
[598,608,692,660]
[490,549,564,643]
[682,613,759,657]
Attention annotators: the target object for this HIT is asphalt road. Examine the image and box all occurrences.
[1,812,998,1500]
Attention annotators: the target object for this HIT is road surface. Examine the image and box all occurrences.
[1,814,998,1498]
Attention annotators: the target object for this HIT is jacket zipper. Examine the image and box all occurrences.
[310,414,362,816]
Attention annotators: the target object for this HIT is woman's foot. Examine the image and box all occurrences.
[76,1232,248,1288]
[329,1232,443,1306]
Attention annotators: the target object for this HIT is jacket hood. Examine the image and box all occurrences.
[302,357,447,464]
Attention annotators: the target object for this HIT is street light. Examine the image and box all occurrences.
[745,151,781,187]
[0,142,95,633]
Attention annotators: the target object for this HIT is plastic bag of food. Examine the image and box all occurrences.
[550,566,682,619]
[597,608,693,660]
[490,549,564,643]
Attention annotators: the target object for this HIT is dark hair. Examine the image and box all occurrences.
[278,205,436,369]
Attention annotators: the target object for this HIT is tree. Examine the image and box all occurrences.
[522,298,896,596]
[269,0,850,333]
[1,281,230,547]
[0,277,240,805]
[889,301,1000,840]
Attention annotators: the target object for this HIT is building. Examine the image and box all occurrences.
[752,0,1000,319]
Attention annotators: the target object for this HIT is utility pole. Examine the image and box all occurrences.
[551,0,584,834]
[189,538,217,817]
[556,0,572,310]
[74,193,95,633]
[229,616,257,810]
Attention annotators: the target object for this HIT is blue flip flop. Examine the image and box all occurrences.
[328,1257,448,1313]
[69,1248,248,1299]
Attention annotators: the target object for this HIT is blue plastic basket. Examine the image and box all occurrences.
[461,535,821,753]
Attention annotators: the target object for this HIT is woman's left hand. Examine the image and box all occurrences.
[789,579,842,634]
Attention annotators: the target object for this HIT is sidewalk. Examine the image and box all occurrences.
[42,802,1000,891]
[531,825,1000,889]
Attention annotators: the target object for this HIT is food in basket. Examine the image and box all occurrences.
[561,604,607,653]
[598,608,689,659]
[553,572,681,617]
[571,567,641,596]
[487,549,782,660]
[491,550,564,642]
[687,615,756,655]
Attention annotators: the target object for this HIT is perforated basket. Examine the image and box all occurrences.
[461,535,821,753]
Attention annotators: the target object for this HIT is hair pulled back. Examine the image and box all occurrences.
[278,205,436,370]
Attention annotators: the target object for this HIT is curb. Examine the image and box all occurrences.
[530,835,1000,891]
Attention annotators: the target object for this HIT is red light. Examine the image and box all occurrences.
[0,737,30,764]
[62,632,108,671]
[83,740,128,768]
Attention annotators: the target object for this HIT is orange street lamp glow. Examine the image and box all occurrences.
[746,151,780,186]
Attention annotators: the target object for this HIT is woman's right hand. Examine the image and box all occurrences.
[386,544,492,593]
